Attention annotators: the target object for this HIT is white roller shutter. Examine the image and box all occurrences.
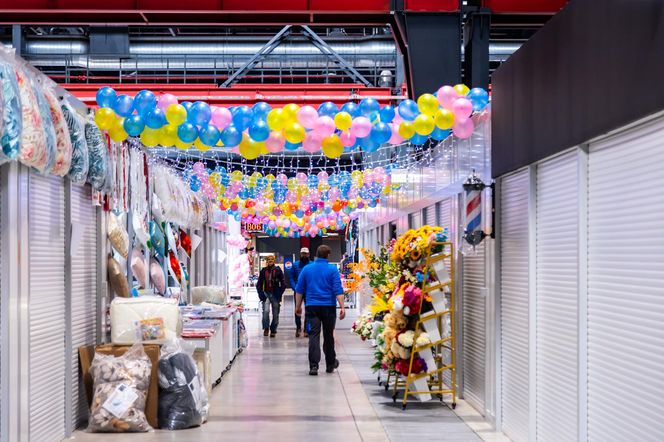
[500,168,530,442]
[438,198,453,240]
[409,211,422,229]
[535,151,579,442]
[462,241,486,413]
[69,184,98,431]
[29,172,66,442]
[587,118,664,441]
[424,204,437,226]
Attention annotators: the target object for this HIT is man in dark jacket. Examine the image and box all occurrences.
[257,255,286,337]
[288,247,313,338]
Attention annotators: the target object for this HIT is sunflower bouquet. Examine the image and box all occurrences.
[391,225,447,268]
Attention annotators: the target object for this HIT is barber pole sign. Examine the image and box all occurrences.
[462,171,487,248]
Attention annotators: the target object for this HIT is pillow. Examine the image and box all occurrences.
[108,255,130,298]
[107,213,129,259]
[43,87,72,177]
[131,248,147,289]
[148,221,165,258]
[0,59,21,164]
[179,228,192,258]
[132,212,150,249]
[150,258,166,295]
[61,103,88,183]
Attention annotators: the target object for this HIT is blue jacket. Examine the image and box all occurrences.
[288,259,312,289]
[295,258,344,306]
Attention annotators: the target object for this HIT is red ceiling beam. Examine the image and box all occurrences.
[483,0,568,14]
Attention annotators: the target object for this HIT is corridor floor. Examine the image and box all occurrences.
[73,297,488,441]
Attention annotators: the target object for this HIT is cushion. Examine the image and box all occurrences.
[110,296,182,345]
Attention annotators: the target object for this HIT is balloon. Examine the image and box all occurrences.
[413,114,435,136]
[349,116,372,138]
[454,84,470,97]
[334,112,352,131]
[113,94,134,117]
[174,139,192,150]
[317,101,339,118]
[284,141,301,151]
[267,108,286,131]
[398,99,419,121]
[302,133,321,153]
[248,120,270,142]
[188,101,212,126]
[430,126,451,141]
[96,86,117,108]
[232,105,253,131]
[452,98,473,120]
[284,121,306,144]
[434,108,455,130]
[453,118,475,139]
[212,106,232,129]
[410,133,428,145]
[239,135,261,160]
[388,123,404,144]
[370,122,392,144]
[94,107,116,130]
[134,89,157,117]
[314,116,336,137]
[123,114,145,137]
[322,135,343,158]
[417,93,439,116]
[157,93,178,111]
[265,131,286,153]
[398,121,415,139]
[359,98,380,117]
[339,131,356,147]
[379,105,395,123]
[467,87,489,111]
[220,125,242,147]
[340,102,360,118]
[140,127,160,147]
[437,85,458,109]
[177,122,198,143]
[253,101,272,119]
[199,124,220,146]
[108,119,128,142]
[360,136,379,153]
[145,108,166,129]
[283,103,300,122]
[296,105,318,129]
[181,101,193,112]
[166,104,187,125]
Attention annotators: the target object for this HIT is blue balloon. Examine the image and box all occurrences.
[341,102,361,118]
[410,133,428,145]
[113,94,134,118]
[134,89,157,117]
[220,125,242,147]
[370,122,392,144]
[188,101,212,126]
[398,99,419,121]
[285,141,301,151]
[431,127,451,141]
[467,88,490,111]
[328,173,339,187]
[215,166,227,175]
[144,108,166,129]
[177,122,198,143]
[96,86,117,108]
[359,136,379,152]
[232,105,254,131]
[379,105,396,123]
[307,175,319,188]
[252,102,272,120]
[181,101,193,112]
[318,101,339,118]
[123,114,144,137]
[248,120,270,142]
[199,124,220,146]
[359,98,380,117]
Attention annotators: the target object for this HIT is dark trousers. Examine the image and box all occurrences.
[305,306,336,368]
[295,295,306,330]
[261,294,280,333]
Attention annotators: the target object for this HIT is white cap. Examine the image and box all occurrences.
[300,247,310,254]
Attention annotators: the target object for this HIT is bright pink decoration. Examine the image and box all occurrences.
[296,105,319,129]
[437,85,458,109]
[452,97,473,121]
[157,93,178,111]
[313,116,336,138]
[453,118,475,139]
[339,131,357,147]
[211,106,233,129]
[265,131,286,153]
[349,116,372,138]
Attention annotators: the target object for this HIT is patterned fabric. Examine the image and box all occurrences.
[61,103,89,183]
[0,60,21,164]
[85,117,109,191]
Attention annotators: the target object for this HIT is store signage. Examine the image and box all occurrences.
[243,222,263,233]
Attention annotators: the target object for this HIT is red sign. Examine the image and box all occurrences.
[243,222,263,233]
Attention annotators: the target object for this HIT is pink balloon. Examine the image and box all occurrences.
[231,146,240,154]
[157,93,178,111]
[388,123,404,144]
[437,85,458,109]
[277,173,288,185]
[349,116,372,138]
[313,116,336,138]
[212,106,232,129]
[192,161,205,174]
[296,172,307,184]
[339,131,356,147]
[297,106,319,129]
[453,118,475,139]
[265,131,286,153]
[303,133,321,153]
[452,98,473,121]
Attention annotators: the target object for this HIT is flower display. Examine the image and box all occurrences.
[391,226,447,267]
[351,313,375,341]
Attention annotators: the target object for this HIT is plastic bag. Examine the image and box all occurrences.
[150,258,166,295]
[85,117,109,191]
[157,339,209,430]
[108,212,129,259]
[131,248,147,289]
[0,59,21,164]
[149,221,165,258]
[110,296,182,345]
[43,87,73,177]
[15,66,50,172]
[108,255,130,298]
[30,75,57,174]
[87,343,153,433]
[61,103,89,183]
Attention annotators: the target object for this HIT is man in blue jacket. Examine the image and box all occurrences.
[295,245,346,376]
[288,247,313,338]
[257,255,286,338]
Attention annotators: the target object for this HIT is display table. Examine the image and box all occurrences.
[242,285,261,311]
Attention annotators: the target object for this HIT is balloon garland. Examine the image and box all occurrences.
[94,84,489,159]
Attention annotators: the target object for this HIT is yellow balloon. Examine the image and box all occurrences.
[334,111,352,131]
[231,170,243,181]
[140,127,160,147]
[94,107,116,130]
[194,138,210,151]
[265,174,275,182]
[267,108,285,131]
[283,103,300,122]
[174,139,192,150]
[321,135,343,159]
[413,114,435,136]
[258,141,268,155]
[398,121,415,139]
[239,138,260,160]
[109,118,128,142]
[165,104,187,125]
[454,84,470,97]
[159,124,179,146]
[434,108,455,130]
[417,93,439,116]
[284,122,306,144]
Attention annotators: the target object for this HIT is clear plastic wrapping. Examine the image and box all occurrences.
[61,103,89,183]
[43,87,73,177]
[107,212,129,259]
[85,116,109,191]
[0,59,21,164]
[110,296,182,345]
[15,65,50,172]
[30,75,57,174]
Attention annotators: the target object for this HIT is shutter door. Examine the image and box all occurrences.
[69,184,98,431]
[462,241,486,413]
[587,119,664,440]
[425,204,436,226]
[536,151,579,442]
[438,199,453,240]
[29,172,66,442]
[500,169,530,442]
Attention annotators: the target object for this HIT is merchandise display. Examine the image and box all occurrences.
[110,296,183,344]
[0,57,21,164]
[61,102,89,183]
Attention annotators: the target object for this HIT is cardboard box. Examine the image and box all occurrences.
[79,344,160,428]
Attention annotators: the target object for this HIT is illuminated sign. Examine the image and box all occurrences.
[243,222,263,233]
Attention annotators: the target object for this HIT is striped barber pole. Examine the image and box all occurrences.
[462,170,487,247]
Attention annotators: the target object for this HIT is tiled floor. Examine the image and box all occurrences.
[71,296,490,441]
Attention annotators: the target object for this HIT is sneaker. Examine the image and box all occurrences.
[295,329,301,338]
[326,359,340,373]
[263,329,269,337]
[270,332,276,338]
[309,365,319,376]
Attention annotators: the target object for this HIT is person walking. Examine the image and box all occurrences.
[257,255,286,337]
[295,245,346,375]
[288,247,313,338]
